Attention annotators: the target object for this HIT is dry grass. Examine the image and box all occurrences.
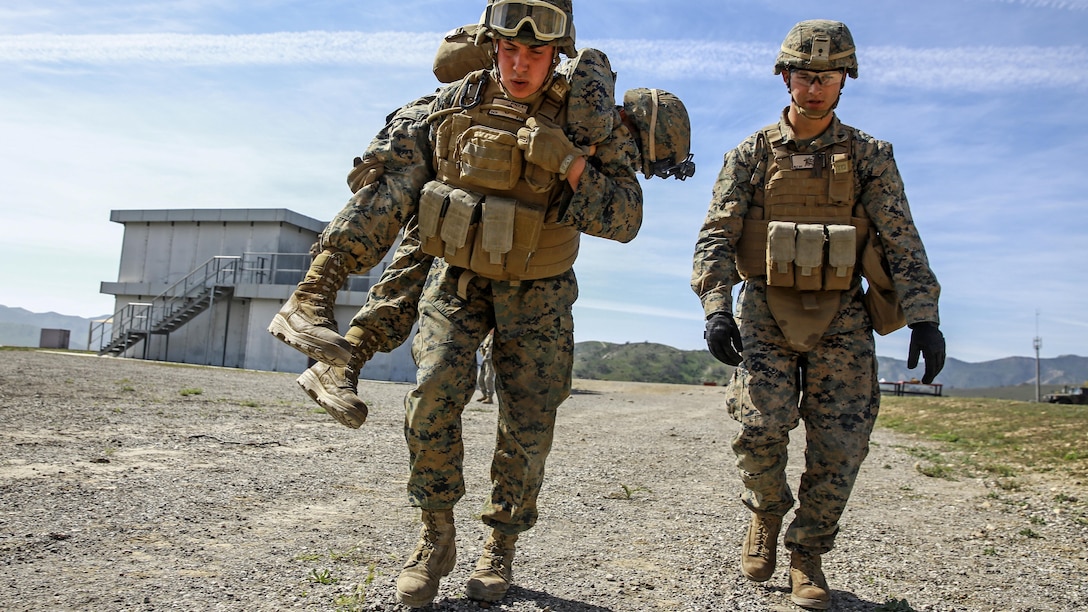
[877,395,1088,482]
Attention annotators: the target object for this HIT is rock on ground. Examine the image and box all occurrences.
[1,350,1085,611]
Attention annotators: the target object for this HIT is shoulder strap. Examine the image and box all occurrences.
[534,72,571,125]
[749,124,778,206]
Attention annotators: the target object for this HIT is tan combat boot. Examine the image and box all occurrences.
[267,248,356,366]
[740,512,781,582]
[465,530,517,602]
[295,326,377,428]
[396,509,457,608]
[789,550,831,610]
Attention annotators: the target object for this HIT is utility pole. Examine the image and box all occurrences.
[1034,310,1042,403]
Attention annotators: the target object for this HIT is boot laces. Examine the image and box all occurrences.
[482,534,514,571]
[407,526,441,566]
[411,513,446,557]
[752,518,772,555]
[339,354,362,390]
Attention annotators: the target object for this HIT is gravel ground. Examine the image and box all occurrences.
[1,350,1086,612]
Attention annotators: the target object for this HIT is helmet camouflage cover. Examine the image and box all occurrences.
[774,19,858,78]
[479,0,576,57]
[622,88,695,180]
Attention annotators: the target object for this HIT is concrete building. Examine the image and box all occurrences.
[93,208,416,382]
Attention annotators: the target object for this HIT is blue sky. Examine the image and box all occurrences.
[1,0,1086,364]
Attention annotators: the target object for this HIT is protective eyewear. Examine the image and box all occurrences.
[485,0,570,42]
[790,69,845,88]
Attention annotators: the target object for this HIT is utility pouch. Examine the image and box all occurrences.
[824,224,857,291]
[440,188,482,267]
[435,113,472,180]
[829,153,854,203]
[735,208,767,280]
[504,201,546,277]
[766,221,796,286]
[794,224,826,291]
[480,196,517,265]
[419,180,454,257]
[469,198,546,279]
[456,125,522,191]
[436,114,470,161]
[861,227,907,335]
[520,220,577,279]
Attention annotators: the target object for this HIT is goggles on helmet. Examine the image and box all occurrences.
[485,0,570,42]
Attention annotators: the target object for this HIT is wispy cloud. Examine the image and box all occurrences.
[576,298,704,321]
[862,45,1087,89]
[3,32,1084,92]
[0,31,440,66]
[981,0,1088,9]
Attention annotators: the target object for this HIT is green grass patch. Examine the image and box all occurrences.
[309,568,339,585]
[877,396,1088,480]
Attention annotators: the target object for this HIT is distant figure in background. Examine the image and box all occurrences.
[476,330,496,404]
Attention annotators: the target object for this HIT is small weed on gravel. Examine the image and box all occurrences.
[875,598,916,611]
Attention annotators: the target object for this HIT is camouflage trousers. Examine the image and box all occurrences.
[405,262,575,535]
[347,221,432,353]
[726,321,878,555]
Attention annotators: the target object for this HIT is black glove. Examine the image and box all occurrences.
[907,322,946,384]
[705,312,744,366]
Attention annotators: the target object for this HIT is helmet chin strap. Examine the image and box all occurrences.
[792,100,833,120]
[789,84,843,121]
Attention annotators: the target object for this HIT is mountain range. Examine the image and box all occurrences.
[0,305,110,352]
[3,305,1086,392]
[572,341,1088,393]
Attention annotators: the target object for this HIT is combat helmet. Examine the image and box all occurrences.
[622,88,695,181]
[477,0,577,57]
[774,19,858,79]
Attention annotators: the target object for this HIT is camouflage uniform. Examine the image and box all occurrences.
[326,50,637,363]
[691,108,940,555]
[343,221,428,355]
[286,46,691,437]
[320,95,435,274]
[340,77,694,362]
[405,63,642,535]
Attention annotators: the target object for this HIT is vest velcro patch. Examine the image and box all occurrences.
[487,98,529,121]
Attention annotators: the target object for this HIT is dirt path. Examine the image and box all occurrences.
[1,350,1085,611]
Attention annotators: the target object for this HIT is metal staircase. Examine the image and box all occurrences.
[92,256,241,357]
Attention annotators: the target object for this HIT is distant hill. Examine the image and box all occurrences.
[574,340,734,385]
[0,305,110,351]
[4,304,1087,392]
[877,354,1088,389]
[573,340,1088,391]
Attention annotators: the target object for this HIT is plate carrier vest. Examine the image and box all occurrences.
[734,123,906,344]
[418,70,581,282]
[735,123,867,289]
